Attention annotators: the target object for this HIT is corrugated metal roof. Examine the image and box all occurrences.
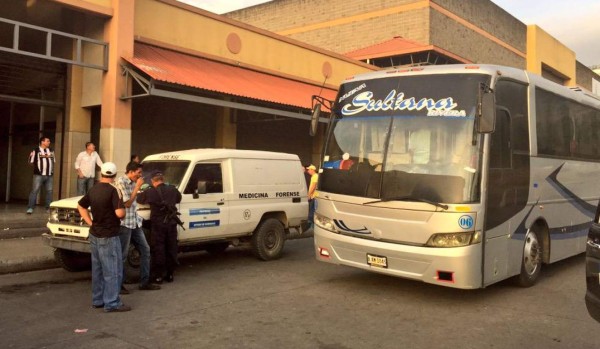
[126,43,336,110]
[345,37,427,60]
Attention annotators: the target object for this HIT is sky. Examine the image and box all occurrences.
[178,0,600,67]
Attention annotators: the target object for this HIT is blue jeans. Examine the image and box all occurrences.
[89,234,123,310]
[119,226,151,285]
[77,177,95,196]
[308,199,317,225]
[27,175,53,209]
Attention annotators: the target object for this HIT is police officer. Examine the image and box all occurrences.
[137,171,182,283]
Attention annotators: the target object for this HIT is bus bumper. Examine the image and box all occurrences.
[314,226,482,289]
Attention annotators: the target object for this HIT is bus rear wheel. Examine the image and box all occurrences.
[516,230,542,287]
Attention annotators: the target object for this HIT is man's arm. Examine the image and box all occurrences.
[136,188,149,204]
[74,152,84,178]
[77,204,93,226]
[95,152,103,167]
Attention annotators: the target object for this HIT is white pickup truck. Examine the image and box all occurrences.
[42,149,310,280]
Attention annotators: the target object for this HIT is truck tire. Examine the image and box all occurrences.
[54,248,91,272]
[123,244,142,284]
[251,218,285,261]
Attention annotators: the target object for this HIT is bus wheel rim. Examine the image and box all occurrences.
[523,231,540,275]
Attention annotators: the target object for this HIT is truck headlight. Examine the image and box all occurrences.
[426,231,481,247]
[315,213,337,232]
[48,208,59,223]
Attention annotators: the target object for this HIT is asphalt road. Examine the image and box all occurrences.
[0,238,598,349]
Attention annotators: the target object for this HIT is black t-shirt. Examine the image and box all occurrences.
[78,182,124,238]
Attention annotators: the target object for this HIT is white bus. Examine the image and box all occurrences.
[311,64,600,289]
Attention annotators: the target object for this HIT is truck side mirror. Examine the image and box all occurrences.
[193,181,207,199]
[309,103,321,137]
[477,92,496,133]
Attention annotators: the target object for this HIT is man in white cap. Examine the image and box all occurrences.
[78,162,130,313]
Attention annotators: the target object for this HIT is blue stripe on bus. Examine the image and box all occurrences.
[546,163,597,217]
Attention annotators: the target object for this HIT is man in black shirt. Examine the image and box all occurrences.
[78,162,130,313]
[137,171,182,284]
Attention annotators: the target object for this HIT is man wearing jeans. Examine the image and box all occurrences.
[78,162,130,313]
[75,142,103,195]
[115,161,160,292]
[26,136,55,214]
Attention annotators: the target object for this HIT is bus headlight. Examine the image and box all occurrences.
[426,231,481,247]
[315,213,337,232]
[48,208,59,223]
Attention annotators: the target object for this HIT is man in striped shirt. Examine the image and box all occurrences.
[115,161,160,292]
[27,136,55,214]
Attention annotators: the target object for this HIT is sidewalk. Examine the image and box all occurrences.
[0,203,57,274]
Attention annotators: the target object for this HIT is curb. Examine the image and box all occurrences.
[0,255,58,275]
[0,227,50,240]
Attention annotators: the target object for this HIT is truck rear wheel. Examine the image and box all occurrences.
[252,218,285,261]
[54,248,91,272]
[124,244,142,284]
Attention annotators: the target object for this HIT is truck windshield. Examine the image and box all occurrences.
[320,73,488,204]
[141,161,190,189]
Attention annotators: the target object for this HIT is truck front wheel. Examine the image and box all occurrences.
[251,218,285,261]
[54,248,91,272]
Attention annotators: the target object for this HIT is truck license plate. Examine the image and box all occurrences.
[367,253,388,268]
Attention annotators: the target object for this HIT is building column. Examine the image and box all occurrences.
[215,105,237,149]
[100,0,134,173]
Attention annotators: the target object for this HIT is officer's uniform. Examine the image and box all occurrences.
[137,180,182,282]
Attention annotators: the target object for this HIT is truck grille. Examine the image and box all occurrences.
[53,208,87,226]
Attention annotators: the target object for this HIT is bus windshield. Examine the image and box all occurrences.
[320,73,489,204]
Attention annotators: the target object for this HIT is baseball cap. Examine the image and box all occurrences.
[150,170,164,179]
[306,164,316,170]
[101,162,117,176]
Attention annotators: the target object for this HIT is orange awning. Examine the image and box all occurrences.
[125,43,337,111]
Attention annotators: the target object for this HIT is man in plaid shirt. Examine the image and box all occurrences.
[116,162,160,292]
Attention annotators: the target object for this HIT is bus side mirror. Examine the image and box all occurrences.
[477,92,496,133]
[310,103,321,137]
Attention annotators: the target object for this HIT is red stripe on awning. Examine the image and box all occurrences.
[125,43,337,110]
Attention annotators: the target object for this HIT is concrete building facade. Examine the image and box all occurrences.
[227,0,599,90]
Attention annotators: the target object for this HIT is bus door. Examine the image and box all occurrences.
[483,80,530,285]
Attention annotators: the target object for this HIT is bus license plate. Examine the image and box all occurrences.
[367,253,388,268]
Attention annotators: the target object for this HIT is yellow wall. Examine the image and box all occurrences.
[527,25,576,86]
[134,0,374,89]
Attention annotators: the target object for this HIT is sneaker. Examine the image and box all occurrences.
[165,273,174,283]
[139,283,161,291]
[26,208,33,214]
[104,304,132,313]
[91,303,104,309]
[152,277,163,284]
[119,285,130,295]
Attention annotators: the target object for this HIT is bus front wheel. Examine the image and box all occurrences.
[516,230,542,287]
